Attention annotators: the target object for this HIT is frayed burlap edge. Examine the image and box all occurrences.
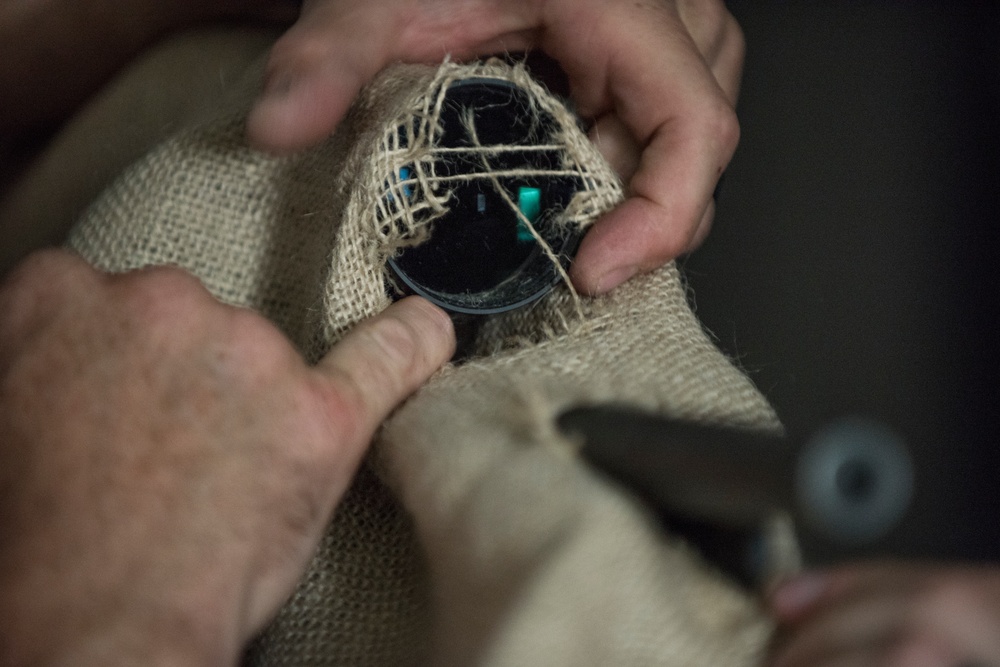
[310,60,623,358]
[57,41,790,666]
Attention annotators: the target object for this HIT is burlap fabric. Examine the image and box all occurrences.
[0,27,280,276]
[24,28,785,667]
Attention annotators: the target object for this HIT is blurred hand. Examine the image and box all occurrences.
[767,563,1000,667]
[0,250,454,666]
[246,0,745,294]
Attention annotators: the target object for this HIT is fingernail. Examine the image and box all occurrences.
[594,265,638,294]
[769,572,827,618]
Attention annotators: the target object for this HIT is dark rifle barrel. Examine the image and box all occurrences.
[558,406,914,547]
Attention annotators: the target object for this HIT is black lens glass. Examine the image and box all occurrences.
[388,78,583,314]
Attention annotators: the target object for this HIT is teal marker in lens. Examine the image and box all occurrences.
[516,186,541,242]
[399,166,413,198]
[386,77,585,315]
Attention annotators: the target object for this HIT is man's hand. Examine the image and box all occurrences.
[766,563,1000,667]
[0,250,454,667]
[246,0,745,294]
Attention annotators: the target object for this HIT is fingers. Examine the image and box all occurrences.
[767,565,930,625]
[246,2,401,151]
[769,596,962,667]
[547,0,741,294]
[768,564,949,622]
[769,592,914,666]
[676,0,745,103]
[766,564,1000,667]
[247,0,537,151]
[250,0,743,294]
[768,571,835,622]
[311,296,455,462]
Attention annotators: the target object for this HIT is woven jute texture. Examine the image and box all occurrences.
[62,39,782,667]
[0,27,280,276]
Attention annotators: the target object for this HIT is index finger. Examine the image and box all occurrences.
[246,0,537,151]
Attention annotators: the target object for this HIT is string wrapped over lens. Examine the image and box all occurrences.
[385,78,585,314]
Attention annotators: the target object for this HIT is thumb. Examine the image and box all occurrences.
[311,296,455,459]
[235,297,453,637]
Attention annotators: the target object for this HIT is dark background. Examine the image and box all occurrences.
[684,2,999,561]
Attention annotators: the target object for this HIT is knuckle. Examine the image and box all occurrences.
[1,249,88,298]
[0,249,93,329]
[705,96,740,156]
[116,266,211,326]
[130,264,206,295]
[227,306,277,345]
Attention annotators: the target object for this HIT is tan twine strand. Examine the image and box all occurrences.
[387,144,568,156]
[374,60,623,329]
[399,169,588,184]
[461,108,585,321]
[374,64,463,250]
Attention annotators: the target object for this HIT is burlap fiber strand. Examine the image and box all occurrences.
[63,45,782,667]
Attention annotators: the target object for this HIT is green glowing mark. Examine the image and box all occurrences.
[399,167,413,197]
[516,187,541,242]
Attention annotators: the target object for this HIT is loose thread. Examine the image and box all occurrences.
[400,168,586,183]
[386,144,567,156]
[461,109,585,322]
[375,59,621,330]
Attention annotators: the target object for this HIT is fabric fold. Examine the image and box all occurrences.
[55,34,781,666]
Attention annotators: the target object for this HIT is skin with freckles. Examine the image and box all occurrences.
[0,250,455,667]
[767,563,1000,667]
[246,0,745,295]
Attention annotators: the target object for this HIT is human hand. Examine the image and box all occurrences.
[0,250,454,667]
[766,562,1000,667]
[246,0,744,294]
